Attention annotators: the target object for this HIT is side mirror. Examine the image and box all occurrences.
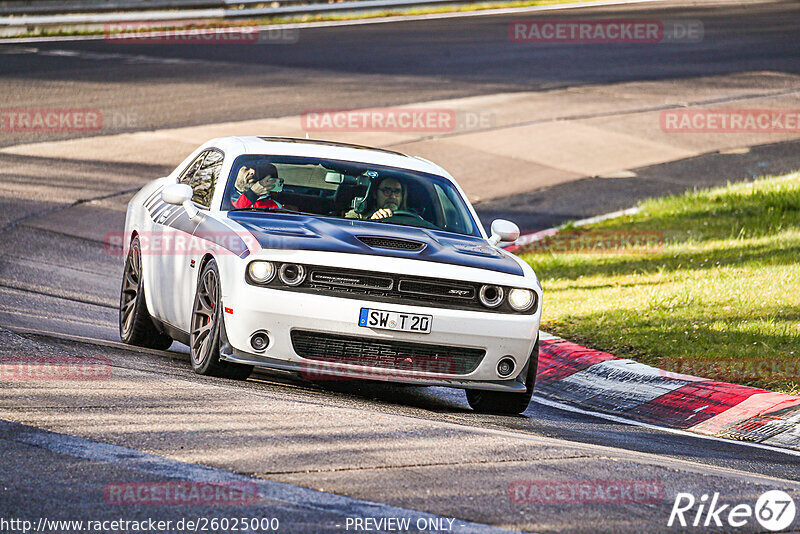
[162,183,199,220]
[488,219,520,246]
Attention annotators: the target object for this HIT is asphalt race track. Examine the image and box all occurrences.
[1,0,799,532]
[2,0,799,144]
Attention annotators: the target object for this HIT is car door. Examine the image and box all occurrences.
[150,150,208,328]
[172,149,224,332]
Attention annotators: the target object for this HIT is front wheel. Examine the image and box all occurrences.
[465,338,539,415]
[190,259,252,380]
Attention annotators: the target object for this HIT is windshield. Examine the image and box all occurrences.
[221,155,481,237]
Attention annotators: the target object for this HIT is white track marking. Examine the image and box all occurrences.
[37,48,199,64]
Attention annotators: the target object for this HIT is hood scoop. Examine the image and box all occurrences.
[356,235,426,252]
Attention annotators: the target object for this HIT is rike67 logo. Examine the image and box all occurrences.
[668,490,796,531]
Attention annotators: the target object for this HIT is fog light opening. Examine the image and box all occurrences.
[250,331,270,352]
[497,357,515,378]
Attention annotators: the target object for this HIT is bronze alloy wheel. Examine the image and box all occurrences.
[119,236,172,350]
[191,263,220,368]
[190,259,252,380]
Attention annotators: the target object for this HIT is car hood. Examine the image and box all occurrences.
[227,212,524,276]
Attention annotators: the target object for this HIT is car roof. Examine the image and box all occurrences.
[219,136,451,178]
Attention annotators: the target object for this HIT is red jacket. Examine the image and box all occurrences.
[232,189,282,210]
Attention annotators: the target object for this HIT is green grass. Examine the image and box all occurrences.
[10,0,593,39]
[520,172,800,394]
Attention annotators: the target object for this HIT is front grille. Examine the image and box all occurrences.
[356,235,426,251]
[310,271,393,291]
[249,264,536,314]
[398,279,475,300]
[306,266,485,310]
[291,330,485,375]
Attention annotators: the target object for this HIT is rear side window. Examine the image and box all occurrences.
[180,149,224,208]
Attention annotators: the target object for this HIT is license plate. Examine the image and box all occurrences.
[358,308,432,334]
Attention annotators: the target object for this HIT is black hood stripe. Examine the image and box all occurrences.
[227,212,523,276]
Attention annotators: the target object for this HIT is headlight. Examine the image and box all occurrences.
[279,263,307,286]
[508,288,535,312]
[478,284,504,308]
[248,261,276,284]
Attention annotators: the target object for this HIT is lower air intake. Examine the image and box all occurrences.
[290,330,485,375]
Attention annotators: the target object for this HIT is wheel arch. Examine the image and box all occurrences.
[126,230,159,320]
[198,252,216,272]
[196,252,217,288]
[123,229,139,256]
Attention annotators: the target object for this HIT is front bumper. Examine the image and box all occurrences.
[219,283,540,392]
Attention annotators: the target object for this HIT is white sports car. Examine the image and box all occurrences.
[119,136,542,413]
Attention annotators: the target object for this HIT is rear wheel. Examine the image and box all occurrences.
[119,236,173,350]
[465,338,539,415]
[190,259,252,380]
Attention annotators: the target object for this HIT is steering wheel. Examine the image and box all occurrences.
[388,209,425,221]
[382,209,438,230]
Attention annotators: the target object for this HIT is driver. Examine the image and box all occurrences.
[232,162,283,209]
[345,177,405,220]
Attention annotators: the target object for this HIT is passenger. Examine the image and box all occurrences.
[345,177,406,220]
[232,162,283,209]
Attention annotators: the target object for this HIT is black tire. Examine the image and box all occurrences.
[119,237,173,350]
[465,338,539,415]
[190,259,253,380]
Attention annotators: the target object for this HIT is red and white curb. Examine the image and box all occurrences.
[535,332,800,452]
[514,209,800,453]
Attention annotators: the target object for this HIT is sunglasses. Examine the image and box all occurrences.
[378,187,403,196]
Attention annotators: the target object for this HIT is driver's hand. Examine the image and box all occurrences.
[251,177,277,196]
[371,208,393,220]
[234,167,256,192]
